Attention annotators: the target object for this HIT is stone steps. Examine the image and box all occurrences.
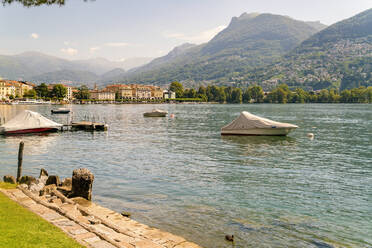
[0,188,201,248]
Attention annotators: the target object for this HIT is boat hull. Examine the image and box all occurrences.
[143,113,167,117]
[51,110,70,114]
[4,127,59,135]
[221,128,296,136]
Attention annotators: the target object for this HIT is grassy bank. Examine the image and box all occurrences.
[0,183,84,248]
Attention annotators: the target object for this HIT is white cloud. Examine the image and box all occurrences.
[90,46,101,53]
[64,41,69,45]
[164,25,226,44]
[30,33,39,39]
[60,47,78,56]
[105,42,130,47]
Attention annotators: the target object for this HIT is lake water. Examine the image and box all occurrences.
[0,104,371,248]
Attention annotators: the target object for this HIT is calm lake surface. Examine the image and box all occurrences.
[0,104,371,248]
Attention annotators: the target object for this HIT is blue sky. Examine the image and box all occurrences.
[0,0,370,61]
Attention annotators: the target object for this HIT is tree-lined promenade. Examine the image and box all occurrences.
[170,81,372,104]
[4,80,371,104]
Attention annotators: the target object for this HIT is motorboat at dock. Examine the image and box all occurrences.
[0,110,62,135]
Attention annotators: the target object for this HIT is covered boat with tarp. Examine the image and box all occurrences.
[143,109,168,117]
[221,111,298,136]
[0,110,62,135]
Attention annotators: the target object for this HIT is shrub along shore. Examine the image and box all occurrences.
[170,81,372,104]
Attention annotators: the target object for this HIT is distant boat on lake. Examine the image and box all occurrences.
[51,108,70,114]
[143,109,168,117]
[221,111,298,136]
[0,110,62,135]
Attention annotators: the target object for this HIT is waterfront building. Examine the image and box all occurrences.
[119,85,134,99]
[149,86,163,100]
[130,84,152,100]
[106,84,134,99]
[90,89,115,100]
[63,85,74,100]
[104,84,164,100]
[163,90,176,99]
[0,81,16,99]
[13,81,34,97]
[0,80,34,98]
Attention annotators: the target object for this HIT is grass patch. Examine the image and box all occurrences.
[0,182,17,189]
[0,192,84,248]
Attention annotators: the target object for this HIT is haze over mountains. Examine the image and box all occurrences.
[0,52,152,85]
[1,8,371,91]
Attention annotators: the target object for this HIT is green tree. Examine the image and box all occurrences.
[292,88,307,103]
[197,86,207,101]
[35,83,49,98]
[224,86,233,103]
[169,81,184,98]
[51,84,67,99]
[198,86,206,96]
[188,88,197,98]
[266,87,288,103]
[23,89,37,98]
[340,89,351,103]
[329,89,340,103]
[248,85,264,103]
[216,87,226,103]
[74,85,90,100]
[206,85,213,101]
[367,87,372,103]
[231,88,242,103]
[319,89,330,103]
[242,88,251,103]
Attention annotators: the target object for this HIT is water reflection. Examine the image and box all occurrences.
[221,135,296,146]
[2,133,58,155]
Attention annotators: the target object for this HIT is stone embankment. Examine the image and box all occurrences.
[1,168,201,248]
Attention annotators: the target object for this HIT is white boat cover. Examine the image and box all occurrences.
[0,110,62,132]
[221,111,298,131]
[151,109,168,113]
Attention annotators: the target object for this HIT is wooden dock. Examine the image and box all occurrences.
[62,121,108,131]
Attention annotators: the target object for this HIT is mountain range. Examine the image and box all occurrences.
[0,52,152,85]
[253,8,372,90]
[122,9,371,91]
[120,13,327,87]
[1,8,371,91]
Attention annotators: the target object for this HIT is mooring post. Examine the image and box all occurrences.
[17,141,24,182]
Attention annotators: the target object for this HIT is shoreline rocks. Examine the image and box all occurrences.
[3,175,16,184]
[70,168,94,201]
[46,175,60,186]
[19,175,36,186]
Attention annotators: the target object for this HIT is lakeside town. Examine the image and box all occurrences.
[0,80,176,103]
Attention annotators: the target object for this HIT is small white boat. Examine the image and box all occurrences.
[143,109,168,117]
[221,111,298,136]
[0,110,62,135]
[51,108,70,114]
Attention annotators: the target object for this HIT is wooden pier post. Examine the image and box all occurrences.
[17,141,24,182]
